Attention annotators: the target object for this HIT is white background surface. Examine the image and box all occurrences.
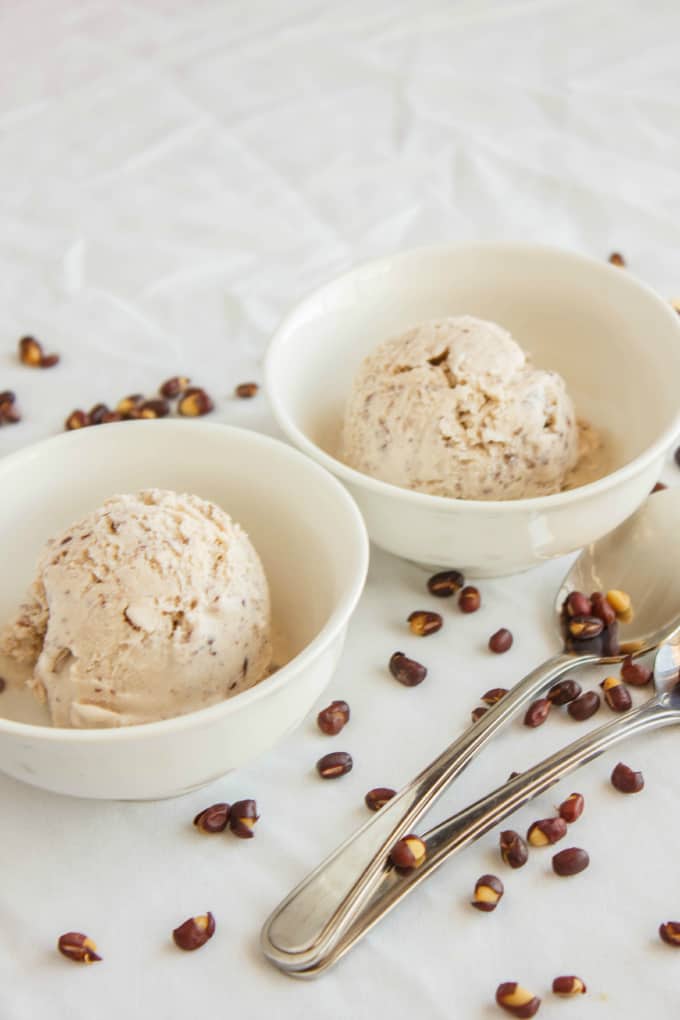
[1,1,680,1017]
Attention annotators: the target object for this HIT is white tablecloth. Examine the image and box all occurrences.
[2,2,680,1017]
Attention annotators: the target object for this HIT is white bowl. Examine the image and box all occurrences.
[0,421,369,799]
[266,242,680,576]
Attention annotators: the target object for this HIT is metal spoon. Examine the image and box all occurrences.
[290,627,680,977]
[261,489,680,973]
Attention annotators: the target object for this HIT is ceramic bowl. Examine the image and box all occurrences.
[266,242,680,575]
[0,421,369,799]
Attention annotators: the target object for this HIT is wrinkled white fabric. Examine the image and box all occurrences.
[1,2,680,1018]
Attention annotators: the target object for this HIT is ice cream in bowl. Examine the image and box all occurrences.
[2,488,275,729]
[266,242,680,575]
[0,421,368,799]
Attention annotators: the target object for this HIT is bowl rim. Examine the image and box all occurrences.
[0,420,370,741]
[265,240,680,513]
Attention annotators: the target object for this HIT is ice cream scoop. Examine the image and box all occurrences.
[1,489,271,727]
[341,316,585,500]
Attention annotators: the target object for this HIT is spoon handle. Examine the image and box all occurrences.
[293,698,679,978]
[261,650,588,969]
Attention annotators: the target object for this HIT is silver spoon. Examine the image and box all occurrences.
[261,489,680,973]
[291,627,680,977]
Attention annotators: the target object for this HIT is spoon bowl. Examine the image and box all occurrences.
[556,488,680,657]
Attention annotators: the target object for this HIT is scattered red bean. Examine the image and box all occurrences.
[172,913,215,951]
[552,976,587,996]
[590,592,616,627]
[459,586,481,613]
[427,569,465,596]
[116,393,145,417]
[160,376,191,399]
[193,803,231,833]
[600,676,632,713]
[178,387,214,416]
[499,830,528,869]
[547,679,581,705]
[659,921,680,946]
[88,403,109,425]
[610,761,644,793]
[489,628,513,654]
[365,787,396,811]
[495,982,541,1017]
[621,655,652,686]
[558,793,584,824]
[566,615,604,641]
[139,397,170,419]
[316,752,353,779]
[389,834,426,870]
[481,687,508,706]
[527,817,567,847]
[317,699,350,735]
[407,610,442,636]
[65,409,90,430]
[0,390,20,425]
[470,874,504,912]
[564,591,591,618]
[523,698,551,728]
[567,691,600,721]
[552,847,589,876]
[389,651,427,686]
[57,932,101,964]
[235,382,259,399]
[18,335,60,368]
[229,798,259,837]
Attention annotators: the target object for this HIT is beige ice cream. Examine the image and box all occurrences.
[341,316,594,500]
[1,489,271,728]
